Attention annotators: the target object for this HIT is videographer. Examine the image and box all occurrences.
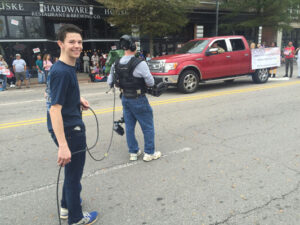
[107,35,162,162]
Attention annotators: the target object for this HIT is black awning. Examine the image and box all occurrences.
[29,0,103,6]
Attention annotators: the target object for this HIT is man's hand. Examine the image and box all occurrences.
[57,144,71,167]
[80,97,89,111]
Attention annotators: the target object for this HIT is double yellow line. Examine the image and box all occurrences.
[0,107,124,130]
[1,80,300,130]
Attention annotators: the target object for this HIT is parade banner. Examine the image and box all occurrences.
[251,47,281,70]
[0,66,10,75]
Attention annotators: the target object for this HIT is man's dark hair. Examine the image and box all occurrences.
[57,24,82,42]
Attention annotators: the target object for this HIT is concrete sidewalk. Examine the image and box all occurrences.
[28,72,91,86]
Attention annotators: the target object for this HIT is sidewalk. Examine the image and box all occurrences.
[28,72,90,87]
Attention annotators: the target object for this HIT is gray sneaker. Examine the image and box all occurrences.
[143,151,162,162]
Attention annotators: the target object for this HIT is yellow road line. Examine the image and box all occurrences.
[0,118,47,126]
[1,80,300,130]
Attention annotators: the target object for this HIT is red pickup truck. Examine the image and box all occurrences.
[148,35,269,93]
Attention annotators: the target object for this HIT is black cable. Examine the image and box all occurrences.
[56,88,117,225]
[86,89,116,161]
[57,166,62,225]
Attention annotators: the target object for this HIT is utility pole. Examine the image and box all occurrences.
[216,0,219,36]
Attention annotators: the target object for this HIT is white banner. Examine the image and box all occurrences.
[0,67,10,75]
[251,47,281,70]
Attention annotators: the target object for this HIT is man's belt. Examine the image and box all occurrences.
[120,88,145,98]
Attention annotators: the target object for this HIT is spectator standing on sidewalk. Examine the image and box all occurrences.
[12,54,28,89]
[25,68,31,87]
[82,52,90,73]
[283,41,295,78]
[0,55,8,68]
[0,55,8,90]
[36,54,45,84]
[296,47,300,78]
[91,52,99,67]
[146,53,152,61]
[43,54,53,81]
[99,54,106,72]
[269,42,278,78]
[250,42,256,49]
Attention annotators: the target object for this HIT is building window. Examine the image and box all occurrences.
[7,16,25,38]
[0,16,7,38]
[25,16,43,38]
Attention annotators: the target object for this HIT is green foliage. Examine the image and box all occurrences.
[221,0,299,31]
[97,0,196,37]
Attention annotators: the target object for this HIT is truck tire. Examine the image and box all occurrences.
[252,69,269,84]
[178,70,199,93]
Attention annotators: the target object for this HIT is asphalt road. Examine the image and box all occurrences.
[1,74,300,225]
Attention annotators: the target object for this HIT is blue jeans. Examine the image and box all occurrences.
[51,125,86,224]
[0,75,7,90]
[122,95,155,154]
[44,70,49,81]
[38,71,45,83]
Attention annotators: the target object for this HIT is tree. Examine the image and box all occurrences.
[97,0,196,55]
[220,0,299,36]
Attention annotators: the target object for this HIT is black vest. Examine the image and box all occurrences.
[114,57,146,92]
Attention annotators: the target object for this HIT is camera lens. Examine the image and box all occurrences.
[113,122,124,136]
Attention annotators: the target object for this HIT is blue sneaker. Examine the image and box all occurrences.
[60,198,83,219]
[71,211,98,225]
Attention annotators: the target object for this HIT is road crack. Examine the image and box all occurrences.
[210,181,300,225]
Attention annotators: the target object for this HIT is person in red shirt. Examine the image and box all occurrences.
[283,41,295,78]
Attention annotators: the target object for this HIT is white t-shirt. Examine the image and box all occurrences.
[83,56,90,62]
[12,59,26,73]
[0,60,8,68]
[91,55,99,65]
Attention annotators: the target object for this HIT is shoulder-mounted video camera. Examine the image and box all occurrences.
[113,117,125,136]
[146,78,168,97]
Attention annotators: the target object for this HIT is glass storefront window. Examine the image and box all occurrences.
[7,16,25,38]
[106,23,121,39]
[0,16,7,38]
[25,16,43,38]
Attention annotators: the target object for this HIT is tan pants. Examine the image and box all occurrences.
[269,68,277,75]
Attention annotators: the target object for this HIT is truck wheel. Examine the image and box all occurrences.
[178,70,199,93]
[252,69,269,84]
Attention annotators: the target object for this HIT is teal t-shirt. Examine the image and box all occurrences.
[36,59,43,70]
